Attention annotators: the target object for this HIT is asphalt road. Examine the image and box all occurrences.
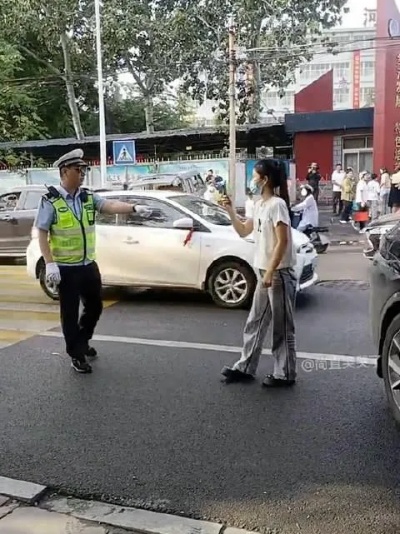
[1,249,399,534]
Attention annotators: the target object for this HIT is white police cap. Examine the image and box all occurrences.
[54,149,87,169]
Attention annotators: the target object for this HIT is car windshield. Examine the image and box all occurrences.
[171,195,232,226]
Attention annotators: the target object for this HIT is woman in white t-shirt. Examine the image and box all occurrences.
[221,159,297,387]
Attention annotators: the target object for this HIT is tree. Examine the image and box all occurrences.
[101,0,194,134]
[0,40,44,142]
[0,0,97,139]
[180,0,348,123]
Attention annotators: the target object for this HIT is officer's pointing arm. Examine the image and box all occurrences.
[98,199,141,215]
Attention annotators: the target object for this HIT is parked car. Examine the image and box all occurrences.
[27,190,319,308]
[128,171,206,196]
[370,221,400,426]
[364,212,400,259]
[0,185,46,257]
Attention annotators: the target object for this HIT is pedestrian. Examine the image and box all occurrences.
[352,171,369,230]
[380,167,391,215]
[331,163,345,215]
[220,158,297,387]
[291,183,319,232]
[306,162,321,204]
[34,149,148,374]
[340,168,355,223]
[367,173,380,221]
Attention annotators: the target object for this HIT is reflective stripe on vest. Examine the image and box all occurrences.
[49,194,96,264]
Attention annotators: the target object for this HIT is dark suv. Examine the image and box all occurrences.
[364,213,400,259]
[370,221,400,425]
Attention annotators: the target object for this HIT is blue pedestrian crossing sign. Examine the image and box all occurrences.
[113,140,136,166]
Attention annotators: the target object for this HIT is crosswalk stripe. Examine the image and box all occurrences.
[0,265,117,349]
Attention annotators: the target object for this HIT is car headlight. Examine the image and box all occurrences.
[367,224,396,236]
[297,243,315,254]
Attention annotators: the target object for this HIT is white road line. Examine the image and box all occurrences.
[39,331,378,365]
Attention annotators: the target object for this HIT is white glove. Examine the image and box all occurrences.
[45,262,61,285]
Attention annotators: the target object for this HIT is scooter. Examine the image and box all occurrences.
[291,212,330,254]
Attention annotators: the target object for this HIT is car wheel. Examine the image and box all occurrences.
[316,244,329,254]
[39,262,59,301]
[208,261,256,309]
[381,313,400,426]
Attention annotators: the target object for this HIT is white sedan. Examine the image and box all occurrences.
[26,191,318,309]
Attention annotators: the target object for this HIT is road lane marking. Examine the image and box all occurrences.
[39,331,378,365]
[0,265,117,349]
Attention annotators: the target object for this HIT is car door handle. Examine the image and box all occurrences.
[123,239,139,245]
[0,215,16,223]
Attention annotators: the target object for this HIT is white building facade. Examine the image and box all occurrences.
[260,25,376,121]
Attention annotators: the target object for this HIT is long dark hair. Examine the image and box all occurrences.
[254,158,290,210]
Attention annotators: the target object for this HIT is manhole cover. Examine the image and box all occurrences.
[317,280,370,290]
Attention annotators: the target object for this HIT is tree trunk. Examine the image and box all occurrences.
[60,32,85,140]
[248,60,261,124]
[144,94,154,134]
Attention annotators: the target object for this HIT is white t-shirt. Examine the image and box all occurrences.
[252,196,296,271]
[332,170,345,192]
[355,180,368,204]
[367,180,380,202]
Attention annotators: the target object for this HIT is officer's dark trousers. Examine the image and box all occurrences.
[58,262,103,359]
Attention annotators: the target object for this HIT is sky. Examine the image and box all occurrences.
[342,0,376,27]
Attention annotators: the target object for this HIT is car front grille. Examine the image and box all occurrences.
[300,264,314,284]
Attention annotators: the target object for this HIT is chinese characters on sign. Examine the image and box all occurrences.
[394,54,400,169]
[352,50,361,109]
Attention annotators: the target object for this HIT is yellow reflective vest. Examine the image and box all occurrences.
[48,193,96,264]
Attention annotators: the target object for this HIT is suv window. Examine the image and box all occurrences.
[95,196,117,225]
[116,196,185,229]
[0,192,21,211]
[22,191,43,210]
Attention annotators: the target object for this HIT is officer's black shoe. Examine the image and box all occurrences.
[86,346,98,358]
[71,358,92,374]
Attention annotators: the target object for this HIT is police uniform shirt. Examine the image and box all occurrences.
[34,185,105,267]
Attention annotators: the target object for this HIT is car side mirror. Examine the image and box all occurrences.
[173,217,196,230]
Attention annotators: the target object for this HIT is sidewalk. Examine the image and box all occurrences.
[319,208,366,246]
[0,476,257,534]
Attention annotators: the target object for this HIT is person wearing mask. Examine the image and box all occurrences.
[306,163,321,203]
[380,167,391,215]
[34,149,149,374]
[331,163,345,215]
[367,173,381,221]
[340,168,355,223]
[220,159,297,388]
[291,183,319,232]
[204,179,221,204]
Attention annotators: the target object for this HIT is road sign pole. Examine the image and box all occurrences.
[94,0,107,188]
[228,17,237,204]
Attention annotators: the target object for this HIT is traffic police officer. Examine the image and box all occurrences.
[34,149,145,374]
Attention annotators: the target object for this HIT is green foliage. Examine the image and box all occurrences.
[180,0,348,123]
[0,40,44,141]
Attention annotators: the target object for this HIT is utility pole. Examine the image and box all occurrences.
[94,0,107,188]
[228,17,237,203]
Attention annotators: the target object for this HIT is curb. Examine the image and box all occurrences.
[0,476,259,534]
[329,239,365,246]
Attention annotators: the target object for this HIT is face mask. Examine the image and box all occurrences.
[250,178,264,195]
[301,189,308,197]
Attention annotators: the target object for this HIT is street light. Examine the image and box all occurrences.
[94,0,107,187]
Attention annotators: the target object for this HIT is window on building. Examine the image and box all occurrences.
[334,62,350,79]
[361,61,374,77]
[343,136,372,150]
[360,87,375,106]
[333,86,350,105]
